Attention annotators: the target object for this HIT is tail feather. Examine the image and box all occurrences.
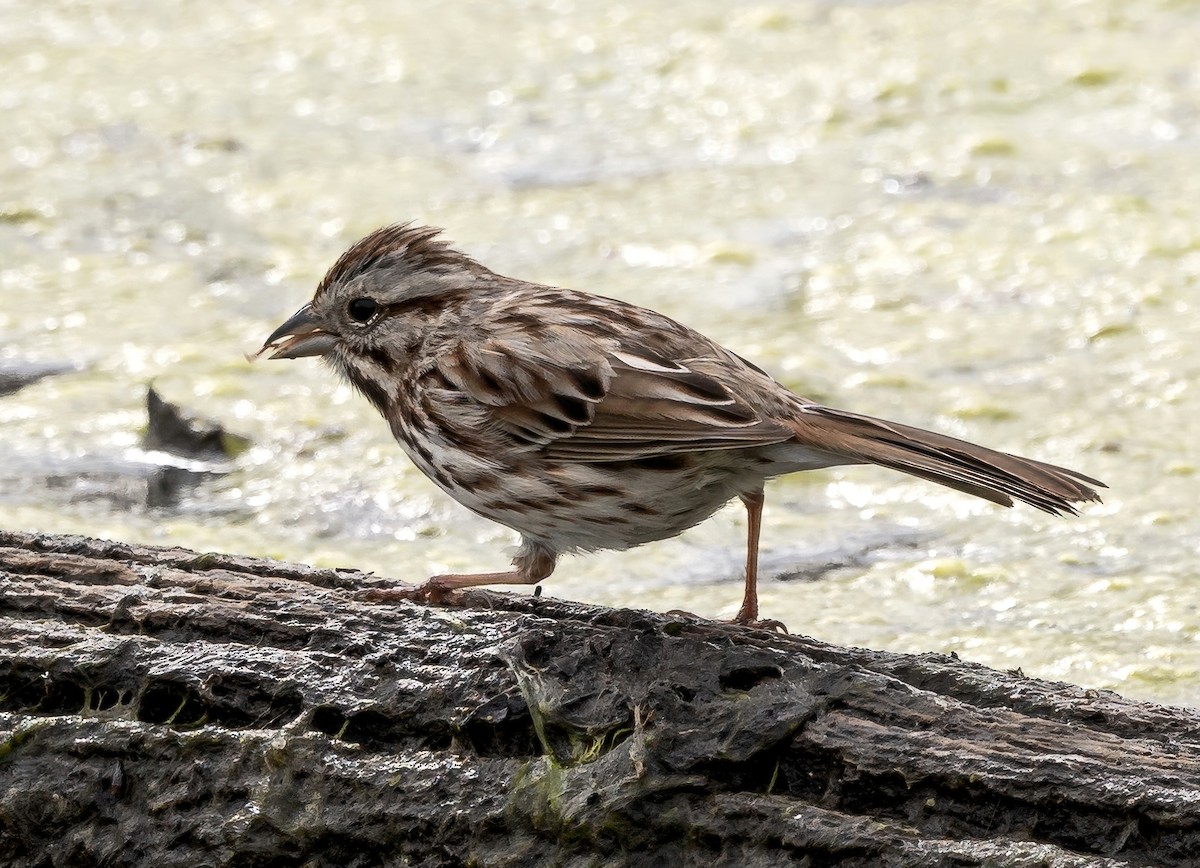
[792,406,1105,516]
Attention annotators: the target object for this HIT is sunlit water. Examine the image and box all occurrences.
[3,0,1199,705]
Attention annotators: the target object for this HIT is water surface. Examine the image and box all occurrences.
[3,0,1198,704]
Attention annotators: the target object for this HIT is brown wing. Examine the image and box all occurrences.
[430,328,793,462]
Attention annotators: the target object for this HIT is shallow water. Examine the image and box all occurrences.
[3,0,1199,705]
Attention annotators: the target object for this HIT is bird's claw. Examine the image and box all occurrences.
[356,583,460,606]
[356,586,420,603]
[665,608,789,634]
[735,617,789,634]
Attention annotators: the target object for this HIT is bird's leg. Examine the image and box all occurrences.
[361,541,556,604]
[665,487,785,631]
[425,542,556,592]
[732,487,765,623]
[731,487,787,632]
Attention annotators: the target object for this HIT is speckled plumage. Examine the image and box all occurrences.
[258,224,1104,626]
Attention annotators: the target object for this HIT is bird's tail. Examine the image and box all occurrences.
[788,405,1105,515]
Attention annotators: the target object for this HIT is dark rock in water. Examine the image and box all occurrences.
[145,463,219,509]
[0,385,246,512]
[143,386,250,459]
[0,359,82,396]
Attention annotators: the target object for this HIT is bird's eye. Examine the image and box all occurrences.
[347,297,378,323]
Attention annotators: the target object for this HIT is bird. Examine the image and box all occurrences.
[254,223,1104,628]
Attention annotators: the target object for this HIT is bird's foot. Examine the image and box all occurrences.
[356,585,416,603]
[356,582,460,606]
[730,596,788,633]
[665,608,788,634]
[731,616,789,634]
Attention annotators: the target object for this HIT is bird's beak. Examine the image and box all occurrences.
[249,304,339,361]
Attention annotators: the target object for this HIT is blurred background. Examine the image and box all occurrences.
[2,0,1197,704]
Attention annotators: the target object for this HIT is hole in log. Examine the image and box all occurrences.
[342,709,400,746]
[88,685,131,712]
[0,669,87,715]
[39,678,86,714]
[670,684,697,703]
[538,713,635,766]
[138,681,208,728]
[1,664,140,717]
[719,665,783,692]
[460,694,541,758]
[311,705,349,739]
[307,706,452,751]
[205,674,304,729]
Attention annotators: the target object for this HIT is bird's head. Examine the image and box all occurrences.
[252,224,485,402]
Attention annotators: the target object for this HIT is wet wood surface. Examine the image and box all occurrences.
[1,529,1196,866]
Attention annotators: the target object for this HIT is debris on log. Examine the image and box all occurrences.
[1,528,1197,866]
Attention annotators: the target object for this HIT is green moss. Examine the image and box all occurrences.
[511,759,569,832]
[0,719,49,761]
[187,552,220,570]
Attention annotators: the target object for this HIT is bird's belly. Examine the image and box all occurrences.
[440,454,754,554]
[477,483,736,554]
[392,422,764,553]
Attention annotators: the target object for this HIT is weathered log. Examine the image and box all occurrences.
[1,529,1197,866]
